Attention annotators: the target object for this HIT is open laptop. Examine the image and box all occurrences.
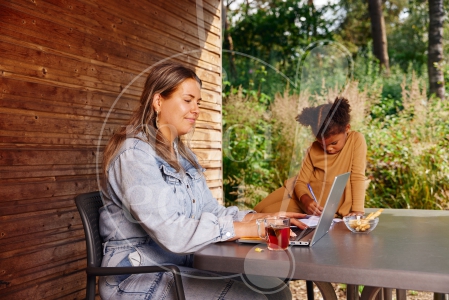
[237,172,350,247]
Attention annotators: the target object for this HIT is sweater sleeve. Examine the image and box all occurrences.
[350,132,367,212]
[294,147,315,201]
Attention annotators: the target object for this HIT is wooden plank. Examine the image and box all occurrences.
[0,261,86,298]
[0,175,218,203]
[0,133,221,148]
[0,27,220,93]
[196,159,221,169]
[199,108,222,122]
[0,207,83,242]
[192,127,222,142]
[191,141,222,149]
[210,186,223,200]
[204,167,222,181]
[0,175,98,201]
[0,110,113,135]
[0,0,222,298]
[0,77,139,114]
[0,32,221,101]
[0,164,98,180]
[0,1,221,71]
[0,148,99,166]
[0,224,84,253]
[0,193,84,216]
[151,0,221,36]
[78,0,221,50]
[200,89,223,106]
[0,19,220,95]
[198,0,222,19]
[0,134,110,147]
[0,46,220,92]
[0,43,142,95]
[0,0,222,68]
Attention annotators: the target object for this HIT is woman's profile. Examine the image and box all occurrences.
[98,62,305,299]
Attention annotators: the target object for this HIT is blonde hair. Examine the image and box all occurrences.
[102,62,203,177]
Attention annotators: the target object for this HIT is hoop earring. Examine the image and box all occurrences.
[155,110,160,129]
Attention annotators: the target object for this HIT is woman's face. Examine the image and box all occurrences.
[155,78,201,141]
[316,125,350,155]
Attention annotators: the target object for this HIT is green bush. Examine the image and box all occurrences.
[222,70,449,210]
[365,95,449,210]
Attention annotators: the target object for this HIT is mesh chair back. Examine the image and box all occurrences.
[75,191,104,268]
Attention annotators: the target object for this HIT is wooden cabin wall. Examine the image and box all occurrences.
[0,0,222,298]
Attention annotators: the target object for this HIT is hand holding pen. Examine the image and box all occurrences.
[306,183,324,216]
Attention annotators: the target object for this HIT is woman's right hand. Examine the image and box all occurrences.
[300,194,323,216]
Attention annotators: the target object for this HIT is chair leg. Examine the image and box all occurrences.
[383,288,392,300]
[347,284,360,300]
[375,289,383,300]
[360,286,382,300]
[396,289,406,300]
[434,293,449,300]
[86,275,96,300]
[314,281,338,300]
[166,265,186,300]
[306,280,314,300]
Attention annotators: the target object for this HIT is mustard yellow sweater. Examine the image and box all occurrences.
[254,131,367,216]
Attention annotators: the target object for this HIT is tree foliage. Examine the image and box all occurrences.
[224,0,335,95]
[222,0,449,209]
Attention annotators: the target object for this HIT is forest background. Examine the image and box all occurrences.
[220,0,449,211]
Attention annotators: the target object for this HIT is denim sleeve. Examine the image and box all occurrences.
[199,177,255,222]
[107,147,239,254]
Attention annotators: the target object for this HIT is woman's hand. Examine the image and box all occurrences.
[300,194,323,216]
[242,211,309,230]
[272,212,308,229]
[229,221,259,241]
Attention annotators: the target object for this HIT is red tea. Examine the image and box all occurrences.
[265,225,289,250]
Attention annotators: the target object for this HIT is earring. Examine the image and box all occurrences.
[155,110,160,129]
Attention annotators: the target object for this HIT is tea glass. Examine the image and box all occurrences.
[256,216,290,251]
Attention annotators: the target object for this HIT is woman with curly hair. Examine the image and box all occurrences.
[255,97,367,217]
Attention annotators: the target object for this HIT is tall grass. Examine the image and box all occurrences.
[222,75,449,210]
[365,74,449,210]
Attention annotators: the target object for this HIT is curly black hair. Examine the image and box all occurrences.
[295,96,351,139]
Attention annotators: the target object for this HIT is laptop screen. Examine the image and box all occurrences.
[309,172,350,246]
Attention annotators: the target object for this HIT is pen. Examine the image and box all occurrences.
[307,183,318,204]
[307,183,321,216]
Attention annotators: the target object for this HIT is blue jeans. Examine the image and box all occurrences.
[99,238,291,300]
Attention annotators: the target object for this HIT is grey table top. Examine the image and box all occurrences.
[193,209,449,294]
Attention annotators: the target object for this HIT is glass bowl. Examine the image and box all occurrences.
[343,216,379,233]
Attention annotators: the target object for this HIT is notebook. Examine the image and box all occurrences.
[237,172,350,247]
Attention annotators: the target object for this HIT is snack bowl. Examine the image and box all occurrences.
[343,216,379,233]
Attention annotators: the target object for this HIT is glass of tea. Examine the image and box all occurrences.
[256,217,290,251]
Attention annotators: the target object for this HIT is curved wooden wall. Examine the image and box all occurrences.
[0,0,222,298]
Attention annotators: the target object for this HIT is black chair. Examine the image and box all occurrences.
[75,191,186,300]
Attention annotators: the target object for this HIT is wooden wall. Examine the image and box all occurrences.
[0,0,222,298]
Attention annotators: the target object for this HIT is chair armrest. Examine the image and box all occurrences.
[86,265,180,276]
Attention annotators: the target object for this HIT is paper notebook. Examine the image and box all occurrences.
[237,172,350,247]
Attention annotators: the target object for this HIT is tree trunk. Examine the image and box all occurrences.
[368,0,390,74]
[428,0,445,100]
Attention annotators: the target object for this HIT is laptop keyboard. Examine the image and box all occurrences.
[291,227,315,241]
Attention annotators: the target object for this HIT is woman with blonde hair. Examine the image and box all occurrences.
[99,62,306,299]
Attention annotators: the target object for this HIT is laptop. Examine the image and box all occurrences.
[237,172,350,247]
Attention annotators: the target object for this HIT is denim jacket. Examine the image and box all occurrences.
[99,136,253,265]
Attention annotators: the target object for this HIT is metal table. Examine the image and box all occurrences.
[193,209,449,299]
